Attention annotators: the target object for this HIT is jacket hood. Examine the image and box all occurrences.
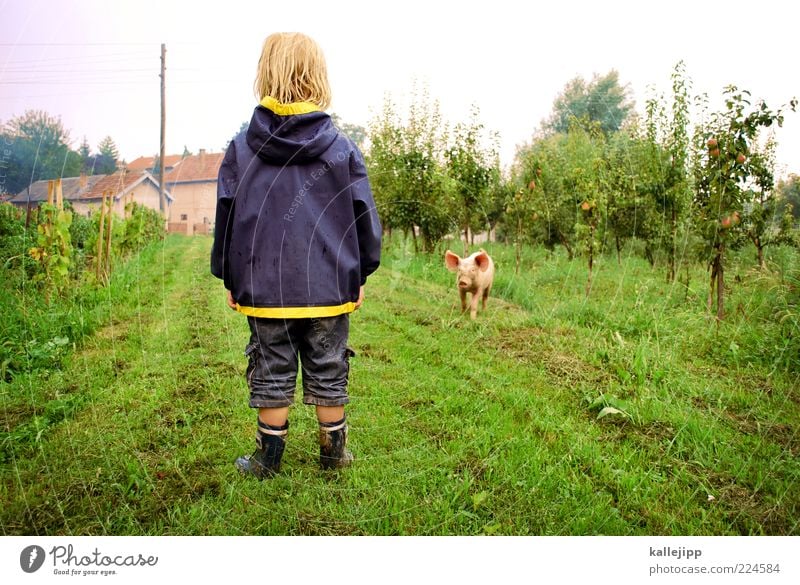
[245,96,339,165]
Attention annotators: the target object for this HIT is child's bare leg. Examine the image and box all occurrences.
[316,405,344,423]
[259,407,289,426]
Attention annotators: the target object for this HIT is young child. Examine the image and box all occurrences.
[211,32,381,478]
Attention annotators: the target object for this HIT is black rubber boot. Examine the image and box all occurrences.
[235,420,288,479]
[319,417,353,470]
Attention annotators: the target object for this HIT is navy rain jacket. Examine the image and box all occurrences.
[210,97,382,318]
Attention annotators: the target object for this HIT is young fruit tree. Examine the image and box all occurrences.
[694,87,795,321]
[742,134,796,268]
[445,106,497,254]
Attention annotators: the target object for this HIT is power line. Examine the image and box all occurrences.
[1,68,155,74]
[0,42,158,46]
[0,80,156,85]
[1,52,153,65]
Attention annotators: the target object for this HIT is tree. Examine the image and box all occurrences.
[776,174,800,221]
[743,134,796,268]
[2,110,82,196]
[366,90,454,253]
[95,136,119,174]
[694,87,795,320]
[515,133,577,260]
[223,121,249,151]
[603,128,661,265]
[544,70,634,136]
[445,106,497,253]
[331,113,367,151]
[78,136,91,164]
[651,61,694,282]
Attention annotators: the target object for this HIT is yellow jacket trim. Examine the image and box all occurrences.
[259,96,321,116]
[236,302,356,319]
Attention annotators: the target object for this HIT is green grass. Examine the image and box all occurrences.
[1,234,798,535]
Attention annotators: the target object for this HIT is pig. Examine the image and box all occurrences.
[444,248,495,319]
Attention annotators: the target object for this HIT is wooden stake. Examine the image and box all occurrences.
[55,178,63,210]
[96,190,107,281]
[47,180,54,206]
[104,194,113,277]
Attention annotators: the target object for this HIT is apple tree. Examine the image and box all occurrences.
[694,87,795,320]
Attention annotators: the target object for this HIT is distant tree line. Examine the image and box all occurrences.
[1,110,120,196]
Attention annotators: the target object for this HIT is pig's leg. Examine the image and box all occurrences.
[469,292,480,320]
[481,286,490,310]
[459,288,467,313]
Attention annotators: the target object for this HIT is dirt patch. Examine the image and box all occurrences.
[494,326,546,359]
[493,326,603,386]
[359,343,394,364]
[2,402,38,431]
[686,466,798,534]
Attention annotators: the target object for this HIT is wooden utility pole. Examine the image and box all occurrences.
[96,190,107,281]
[104,195,113,277]
[159,43,166,215]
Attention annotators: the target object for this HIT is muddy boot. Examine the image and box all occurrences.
[235,420,288,479]
[319,417,353,470]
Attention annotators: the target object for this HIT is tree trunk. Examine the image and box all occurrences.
[463,223,469,256]
[515,216,522,275]
[667,208,677,283]
[586,222,595,298]
[707,244,725,321]
[615,234,621,266]
[586,250,594,298]
[716,246,725,321]
[683,261,691,302]
[644,242,655,267]
[756,238,765,270]
[707,259,716,316]
[562,237,573,261]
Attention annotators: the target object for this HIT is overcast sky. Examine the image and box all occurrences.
[1,0,798,176]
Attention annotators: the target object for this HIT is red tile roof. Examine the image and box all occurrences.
[164,151,223,183]
[127,154,184,172]
[78,170,157,200]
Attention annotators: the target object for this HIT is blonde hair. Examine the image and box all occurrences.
[253,32,331,110]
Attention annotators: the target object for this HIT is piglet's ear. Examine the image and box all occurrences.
[475,251,490,272]
[444,250,460,272]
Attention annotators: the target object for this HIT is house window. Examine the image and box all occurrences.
[180,214,188,221]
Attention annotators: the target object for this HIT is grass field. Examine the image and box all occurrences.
[1,234,798,535]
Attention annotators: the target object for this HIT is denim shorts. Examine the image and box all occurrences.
[244,314,354,408]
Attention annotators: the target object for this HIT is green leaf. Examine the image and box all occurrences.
[597,406,630,420]
[471,490,489,509]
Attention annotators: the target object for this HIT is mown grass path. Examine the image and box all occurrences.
[2,235,798,534]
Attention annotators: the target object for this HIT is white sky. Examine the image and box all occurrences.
[1,0,798,176]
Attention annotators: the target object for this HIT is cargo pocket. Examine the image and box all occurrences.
[343,346,356,380]
[244,342,259,389]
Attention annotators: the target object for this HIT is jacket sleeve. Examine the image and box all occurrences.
[210,141,238,289]
[349,147,382,285]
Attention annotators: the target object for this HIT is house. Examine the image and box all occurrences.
[9,170,172,217]
[73,170,171,217]
[9,174,105,210]
[127,154,185,174]
[164,149,223,235]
